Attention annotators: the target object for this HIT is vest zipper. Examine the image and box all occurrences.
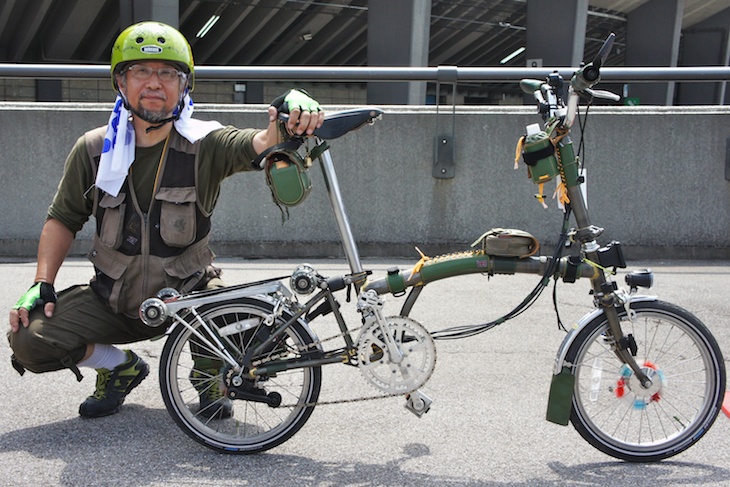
[131,135,170,306]
[141,210,150,300]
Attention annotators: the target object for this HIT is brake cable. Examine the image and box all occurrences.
[431,207,573,340]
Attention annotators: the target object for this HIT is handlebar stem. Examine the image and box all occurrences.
[564,89,580,129]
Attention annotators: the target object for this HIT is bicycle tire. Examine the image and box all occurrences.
[566,300,725,462]
[159,297,322,454]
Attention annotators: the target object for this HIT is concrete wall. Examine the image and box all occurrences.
[1,102,728,261]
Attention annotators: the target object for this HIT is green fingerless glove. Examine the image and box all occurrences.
[270,89,321,114]
[13,282,57,311]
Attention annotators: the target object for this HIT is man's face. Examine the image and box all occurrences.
[116,61,186,123]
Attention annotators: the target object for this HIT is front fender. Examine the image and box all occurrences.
[552,294,657,375]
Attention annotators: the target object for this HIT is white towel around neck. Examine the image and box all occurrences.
[95,94,223,196]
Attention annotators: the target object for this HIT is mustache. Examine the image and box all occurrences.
[139,90,167,101]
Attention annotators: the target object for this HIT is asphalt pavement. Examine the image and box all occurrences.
[1,257,729,487]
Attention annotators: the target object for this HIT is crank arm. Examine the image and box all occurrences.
[227,385,282,407]
[358,289,405,364]
[375,309,404,364]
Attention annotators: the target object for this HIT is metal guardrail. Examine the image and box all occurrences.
[1,64,729,82]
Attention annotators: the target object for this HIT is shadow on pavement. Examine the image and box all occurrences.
[1,404,729,487]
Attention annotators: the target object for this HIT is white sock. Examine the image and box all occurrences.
[77,344,128,370]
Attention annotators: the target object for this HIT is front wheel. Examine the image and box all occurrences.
[566,300,725,462]
[159,297,322,454]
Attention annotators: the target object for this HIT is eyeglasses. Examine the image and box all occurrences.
[124,64,185,82]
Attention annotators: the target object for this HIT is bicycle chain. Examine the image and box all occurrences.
[254,321,415,408]
[280,390,407,409]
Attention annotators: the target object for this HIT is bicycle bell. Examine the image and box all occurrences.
[290,263,319,295]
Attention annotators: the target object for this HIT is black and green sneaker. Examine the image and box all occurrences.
[190,361,233,420]
[79,350,150,418]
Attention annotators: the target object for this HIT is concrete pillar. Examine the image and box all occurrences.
[625,0,683,105]
[367,0,431,105]
[526,0,588,67]
[677,8,730,105]
[120,0,179,27]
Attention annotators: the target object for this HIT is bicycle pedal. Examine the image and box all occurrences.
[405,390,433,418]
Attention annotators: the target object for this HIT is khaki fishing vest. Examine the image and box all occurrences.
[84,127,214,317]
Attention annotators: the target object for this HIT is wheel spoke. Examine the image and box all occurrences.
[567,301,724,461]
[159,299,321,453]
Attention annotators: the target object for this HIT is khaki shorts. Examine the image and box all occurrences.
[7,284,165,375]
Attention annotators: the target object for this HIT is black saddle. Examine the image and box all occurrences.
[313,107,383,140]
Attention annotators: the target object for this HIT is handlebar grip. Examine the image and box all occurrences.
[520,79,544,95]
[571,63,601,92]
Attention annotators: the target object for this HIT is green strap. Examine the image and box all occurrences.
[308,140,329,161]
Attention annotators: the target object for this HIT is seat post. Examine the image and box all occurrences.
[318,149,364,274]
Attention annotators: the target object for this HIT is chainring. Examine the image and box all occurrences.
[356,315,436,394]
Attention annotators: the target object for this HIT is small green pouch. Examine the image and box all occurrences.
[266,150,312,207]
[522,131,559,184]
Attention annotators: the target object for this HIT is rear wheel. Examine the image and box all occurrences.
[567,300,725,462]
[159,297,322,453]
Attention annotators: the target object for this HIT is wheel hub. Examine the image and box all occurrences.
[615,362,665,409]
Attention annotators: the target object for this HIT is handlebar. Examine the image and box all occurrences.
[520,33,619,128]
[571,32,615,93]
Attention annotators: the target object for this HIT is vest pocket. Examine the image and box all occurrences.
[156,187,197,247]
[88,238,135,314]
[163,238,215,288]
[98,192,126,249]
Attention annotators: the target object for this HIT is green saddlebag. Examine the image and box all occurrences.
[470,228,540,258]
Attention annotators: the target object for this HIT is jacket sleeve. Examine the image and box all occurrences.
[46,134,96,235]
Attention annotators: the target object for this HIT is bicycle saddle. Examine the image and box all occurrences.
[313,108,383,140]
[279,108,383,140]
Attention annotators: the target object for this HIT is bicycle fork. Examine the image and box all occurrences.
[593,273,652,387]
[565,181,652,389]
[558,134,652,389]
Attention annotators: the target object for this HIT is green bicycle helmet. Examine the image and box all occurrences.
[111,21,194,91]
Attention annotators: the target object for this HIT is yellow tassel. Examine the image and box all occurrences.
[514,136,525,170]
[409,246,431,280]
[554,181,570,206]
[536,183,548,209]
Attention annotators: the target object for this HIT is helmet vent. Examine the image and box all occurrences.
[135,37,144,44]
[158,37,166,44]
